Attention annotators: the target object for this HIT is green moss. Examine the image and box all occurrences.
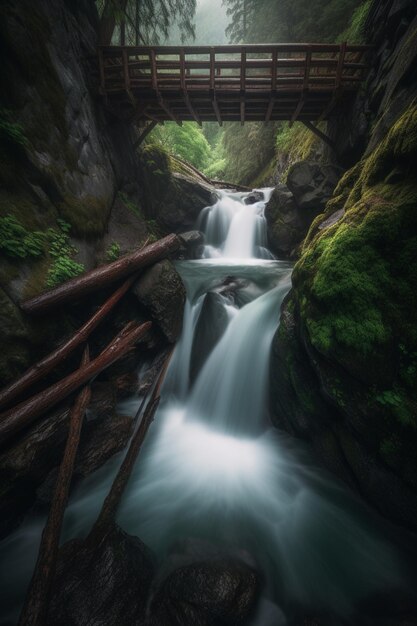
[106,242,121,262]
[293,104,417,434]
[0,215,45,258]
[58,195,111,239]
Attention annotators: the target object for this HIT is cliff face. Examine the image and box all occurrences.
[270,0,417,531]
[0,0,213,386]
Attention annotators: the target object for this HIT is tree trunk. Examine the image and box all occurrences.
[89,349,174,542]
[18,347,92,626]
[21,234,180,315]
[99,0,129,45]
[0,322,152,447]
[0,275,138,411]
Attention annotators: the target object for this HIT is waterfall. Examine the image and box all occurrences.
[0,189,412,625]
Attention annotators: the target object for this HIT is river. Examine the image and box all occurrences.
[0,188,414,624]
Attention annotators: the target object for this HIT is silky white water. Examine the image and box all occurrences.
[0,189,413,624]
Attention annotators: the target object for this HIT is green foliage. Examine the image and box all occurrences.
[221,122,278,185]
[0,108,28,148]
[0,215,45,258]
[337,0,372,44]
[0,213,85,288]
[147,122,211,171]
[106,241,121,261]
[224,0,364,43]
[45,223,84,288]
[46,257,85,289]
[96,0,196,44]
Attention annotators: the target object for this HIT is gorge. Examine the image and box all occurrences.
[0,0,417,625]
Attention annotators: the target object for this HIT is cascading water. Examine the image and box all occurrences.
[0,189,414,624]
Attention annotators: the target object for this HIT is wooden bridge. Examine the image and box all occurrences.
[98,43,371,133]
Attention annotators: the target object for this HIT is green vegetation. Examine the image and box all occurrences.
[106,242,121,261]
[148,123,211,171]
[0,215,45,258]
[0,214,85,288]
[0,108,28,148]
[337,0,372,44]
[286,105,417,434]
[96,0,196,44]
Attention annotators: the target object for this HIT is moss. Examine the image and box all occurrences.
[293,104,417,434]
[57,195,111,239]
[106,242,121,262]
[118,192,162,242]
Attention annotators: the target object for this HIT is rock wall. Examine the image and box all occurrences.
[270,0,417,531]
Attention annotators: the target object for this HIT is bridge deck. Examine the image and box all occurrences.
[98,44,371,125]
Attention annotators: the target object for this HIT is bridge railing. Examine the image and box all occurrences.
[99,43,370,94]
[97,43,371,124]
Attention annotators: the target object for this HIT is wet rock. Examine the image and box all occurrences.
[178,230,205,259]
[133,260,186,343]
[265,185,302,258]
[244,191,264,205]
[138,347,172,396]
[0,383,132,537]
[286,162,342,210]
[47,524,155,626]
[149,556,260,626]
[190,292,230,383]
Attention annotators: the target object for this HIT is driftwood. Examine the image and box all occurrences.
[90,349,173,543]
[18,347,92,626]
[0,321,152,446]
[21,234,180,315]
[0,275,138,411]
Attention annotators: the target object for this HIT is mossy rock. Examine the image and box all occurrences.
[283,104,417,488]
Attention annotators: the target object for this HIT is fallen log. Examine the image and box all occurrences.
[0,274,139,411]
[18,347,92,626]
[21,234,180,315]
[210,179,251,191]
[90,348,173,542]
[0,321,152,447]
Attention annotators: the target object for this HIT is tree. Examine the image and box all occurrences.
[97,0,196,45]
[148,123,212,171]
[222,0,257,42]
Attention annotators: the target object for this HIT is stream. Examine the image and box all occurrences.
[0,188,415,624]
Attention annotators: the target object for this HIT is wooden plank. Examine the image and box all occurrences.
[180,49,201,125]
[211,96,222,125]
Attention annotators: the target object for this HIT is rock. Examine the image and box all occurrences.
[178,230,205,259]
[286,161,342,210]
[0,383,132,538]
[190,292,230,383]
[265,185,302,258]
[132,260,186,343]
[138,347,172,395]
[244,191,264,205]
[47,524,155,626]
[149,556,259,626]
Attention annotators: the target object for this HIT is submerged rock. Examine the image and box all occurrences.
[47,524,155,626]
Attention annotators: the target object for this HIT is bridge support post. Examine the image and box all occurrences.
[301,121,338,155]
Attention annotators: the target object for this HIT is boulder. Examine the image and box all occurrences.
[0,384,132,538]
[265,185,302,258]
[132,260,186,343]
[244,191,264,205]
[178,230,205,259]
[47,524,155,626]
[149,556,259,626]
[286,162,342,210]
[190,292,230,383]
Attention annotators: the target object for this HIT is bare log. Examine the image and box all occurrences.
[90,349,174,542]
[0,274,139,411]
[21,234,180,315]
[0,322,152,446]
[18,347,92,626]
